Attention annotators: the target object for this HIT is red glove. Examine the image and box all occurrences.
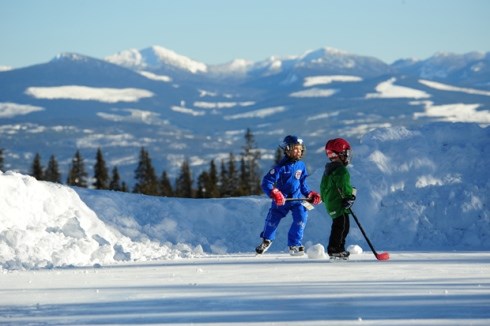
[271,188,286,206]
[308,191,322,205]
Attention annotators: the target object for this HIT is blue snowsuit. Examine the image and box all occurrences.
[260,157,312,246]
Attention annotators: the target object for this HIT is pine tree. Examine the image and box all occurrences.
[109,166,122,191]
[274,147,283,165]
[133,147,158,195]
[110,166,128,192]
[230,153,240,196]
[220,153,239,197]
[195,160,220,198]
[66,150,88,187]
[196,170,210,198]
[44,155,61,183]
[0,148,4,171]
[121,181,128,192]
[93,148,109,190]
[241,128,262,195]
[219,160,228,197]
[175,158,193,198]
[238,157,249,196]
[207,159,220,198]
[30,153,44,180]
[159,170,174,197]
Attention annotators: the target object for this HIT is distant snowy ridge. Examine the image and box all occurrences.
[105,45,207,74]
[419,51,487,79]
[104,45,392,78]
[101,45,490,86]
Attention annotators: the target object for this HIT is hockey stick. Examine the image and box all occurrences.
[349,208,390,261]
[284,198,315,210]
[336,187,389,261]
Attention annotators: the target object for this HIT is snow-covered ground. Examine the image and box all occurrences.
[1,122,489,324]
[1,252,489,325]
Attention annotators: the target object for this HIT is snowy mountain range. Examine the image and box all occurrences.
[0,45,489,185]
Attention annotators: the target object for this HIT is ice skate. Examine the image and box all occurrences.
[289,245,305,256]
[255,239,272,254]
[329,250,350,260]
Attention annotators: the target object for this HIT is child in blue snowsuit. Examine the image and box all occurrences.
[256,135,321,256]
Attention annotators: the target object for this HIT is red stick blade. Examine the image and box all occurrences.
[376,252,390,261]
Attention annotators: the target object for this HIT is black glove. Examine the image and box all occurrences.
[342,196,356,209]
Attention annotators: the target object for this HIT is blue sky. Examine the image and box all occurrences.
[1,0,489,68]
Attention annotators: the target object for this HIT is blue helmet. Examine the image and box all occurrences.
[280,135,305,159]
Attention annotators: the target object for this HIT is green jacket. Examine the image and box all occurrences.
[320,161,354,219]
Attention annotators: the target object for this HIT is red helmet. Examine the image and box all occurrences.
[325,138,351,164]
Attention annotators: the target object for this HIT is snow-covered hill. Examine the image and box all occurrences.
[1,123,488,270]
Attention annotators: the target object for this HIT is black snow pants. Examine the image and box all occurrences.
[328,213,350,254]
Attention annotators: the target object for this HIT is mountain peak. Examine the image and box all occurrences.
[104,49,144,69]
[106,46,207,74]
[142,45,207,74]
[52,52,92,63]
[208,58,253,76]
[300,47,350,61]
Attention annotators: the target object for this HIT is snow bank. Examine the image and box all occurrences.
[0,171,202,269]
[351,122,489,249]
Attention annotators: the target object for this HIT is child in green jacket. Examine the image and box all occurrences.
[320,138,356,259]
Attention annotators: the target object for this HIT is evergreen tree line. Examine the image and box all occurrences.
[26,148,130,192]
[0,148,4,171]
[0,148,4,172]
[0,129,265,198]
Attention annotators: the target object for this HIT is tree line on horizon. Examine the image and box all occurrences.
[0,129,282,198]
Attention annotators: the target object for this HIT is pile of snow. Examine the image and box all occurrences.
[0,172,202,270]
[0,123,488,270]
[306,243,327,259]
[347,244,363,255]
[351,123,489,250]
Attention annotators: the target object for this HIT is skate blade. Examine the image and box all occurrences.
[329,256,349,262]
